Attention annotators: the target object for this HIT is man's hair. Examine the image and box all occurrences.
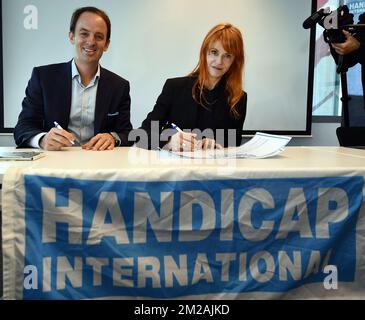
[70,7,111,41]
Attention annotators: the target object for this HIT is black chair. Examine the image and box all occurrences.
[336,126,365,147]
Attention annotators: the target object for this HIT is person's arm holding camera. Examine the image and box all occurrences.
[329,29,362,71]
[331,30,360,55]
[330,26,365,112]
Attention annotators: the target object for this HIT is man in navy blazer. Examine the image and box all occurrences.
[14,7,132,151]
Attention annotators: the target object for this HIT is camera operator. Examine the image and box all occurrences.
[330,13,365,108]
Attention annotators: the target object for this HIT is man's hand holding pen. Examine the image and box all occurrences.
[39,122,77,151]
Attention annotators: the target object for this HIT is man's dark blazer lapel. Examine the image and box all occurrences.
[56,61,72,129]
[94,68,112,134]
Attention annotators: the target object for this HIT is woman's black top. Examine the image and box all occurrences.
[139,76,247,149]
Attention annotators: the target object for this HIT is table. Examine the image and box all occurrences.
[1,146,365,299]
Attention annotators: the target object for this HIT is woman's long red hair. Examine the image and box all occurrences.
[190,23,245,118]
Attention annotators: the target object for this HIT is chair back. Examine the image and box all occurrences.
[336,126,365,147]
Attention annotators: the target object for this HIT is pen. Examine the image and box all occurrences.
[171,123,183,133]
[172,122,193,149]
[53,121,75,145]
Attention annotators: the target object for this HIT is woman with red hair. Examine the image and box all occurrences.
[140,23,247,151]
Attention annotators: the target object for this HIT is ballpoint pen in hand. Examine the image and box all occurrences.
[171,123,183,133]
[171,122,199,150]
[53,121,75,145]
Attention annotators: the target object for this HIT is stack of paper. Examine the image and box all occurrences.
[0,151,45,161]
[170,132,291,159]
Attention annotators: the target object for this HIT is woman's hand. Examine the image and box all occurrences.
[165,131,198,151]
[198,138,223,150]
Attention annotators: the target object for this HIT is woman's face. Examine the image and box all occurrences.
[206,40,234,84]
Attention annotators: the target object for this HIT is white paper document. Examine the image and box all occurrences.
[169,132,291,159]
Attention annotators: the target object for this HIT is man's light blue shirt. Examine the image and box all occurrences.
[29,59,100,147]
[68,59,100,145]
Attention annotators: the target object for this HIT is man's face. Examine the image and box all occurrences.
[69,12,109,66]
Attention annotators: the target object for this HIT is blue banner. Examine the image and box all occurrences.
[22,175,363,299]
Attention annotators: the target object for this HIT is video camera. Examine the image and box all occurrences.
[303,5,364,44]
[303,5,365,121]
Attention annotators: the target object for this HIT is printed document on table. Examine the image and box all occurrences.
[169,132,291,159]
